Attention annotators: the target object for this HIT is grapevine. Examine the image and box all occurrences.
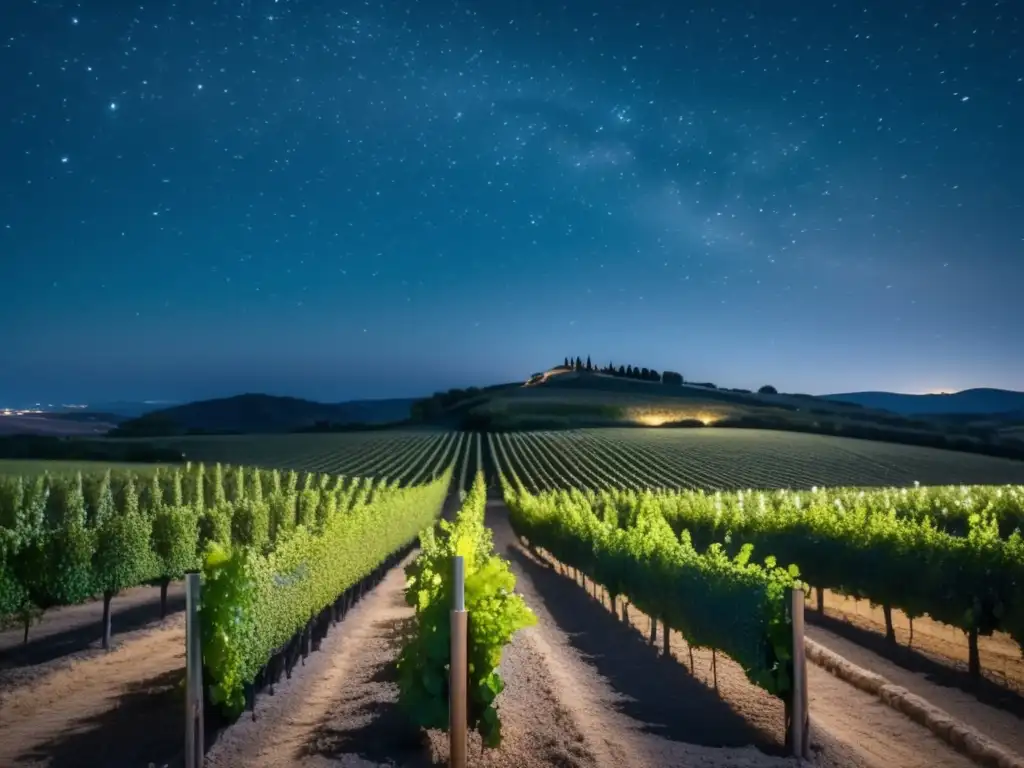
[397,472,536,747]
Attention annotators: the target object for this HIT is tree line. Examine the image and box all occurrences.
[558,356,685,386]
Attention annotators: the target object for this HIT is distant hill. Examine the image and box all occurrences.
[825,388,1024,416]
[110,393,416,436]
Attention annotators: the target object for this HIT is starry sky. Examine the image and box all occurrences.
[2,0,1022,406]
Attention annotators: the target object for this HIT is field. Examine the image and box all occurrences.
[488,427,1024,490]
[2,428,1024,768]
[0,460,169,477]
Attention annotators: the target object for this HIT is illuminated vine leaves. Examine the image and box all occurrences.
[507,484,799,698]
[398,473,536,748]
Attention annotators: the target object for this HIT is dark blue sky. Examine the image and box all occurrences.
[2,0,1022,405]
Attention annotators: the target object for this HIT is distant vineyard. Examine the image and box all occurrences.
[492,428,1024,685]
[488,428,1024,492]
[152,430,480,489]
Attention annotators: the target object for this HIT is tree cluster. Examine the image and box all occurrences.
[0,434,184,463]
[559,356,684,386]
[410,387,483,421]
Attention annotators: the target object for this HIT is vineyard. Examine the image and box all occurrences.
[2,427,1024,767]
[151,429,471,485]
[487,428,1024,491]
[0,459,450,661]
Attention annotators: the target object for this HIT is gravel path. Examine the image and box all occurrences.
[808,588,1024,693]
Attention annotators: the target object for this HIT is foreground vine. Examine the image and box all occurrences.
[398,472,535,747]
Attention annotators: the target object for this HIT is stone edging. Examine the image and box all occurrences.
[805,638,1024,768]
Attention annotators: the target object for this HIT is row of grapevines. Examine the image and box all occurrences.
[807,483,1024,539]
[645,485,1024,671]
[0,467,196,645]
[0,463,390,648]
[202,467,451,715]
[397,472,536,747]
[503,478,801,700]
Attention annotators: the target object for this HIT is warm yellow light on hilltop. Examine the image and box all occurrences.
[635,414,670,426]
[631,409,722,427]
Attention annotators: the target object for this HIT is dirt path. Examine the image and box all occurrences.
[807,623,1024,757]
[0,615,185,767]
[205,554,597,768]
[484,502,977,768]
[0,582,185,678]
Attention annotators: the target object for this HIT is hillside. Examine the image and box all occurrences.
[825,388,1024,416]
[110,393,416,436]
[407,368,1024,461]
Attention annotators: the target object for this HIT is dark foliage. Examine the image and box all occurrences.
[109,394,414,436]
[0,434,184,463]
[293,420,408,433]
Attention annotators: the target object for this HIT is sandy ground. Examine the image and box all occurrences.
[0,583,185,677]
[0,582,188,767]
[0,614,186,767]
[807,588,1024,692]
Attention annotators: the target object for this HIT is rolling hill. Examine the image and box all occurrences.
[109,393,416,435]
[825,388,1024,416]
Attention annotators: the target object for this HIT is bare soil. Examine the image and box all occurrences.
[804,591,1024,757]
[0,582,188,767]
[0,582,185,683]
[0,614,186,767]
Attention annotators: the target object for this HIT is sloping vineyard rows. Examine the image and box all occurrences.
[490,428,1024,492]
[489,429,1024,682]
[634,483,1024,679]
[156,430,476,489]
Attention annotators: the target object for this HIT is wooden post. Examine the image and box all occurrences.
[790,587,809,759]
[185,572,204,768]
[450,556,468,768]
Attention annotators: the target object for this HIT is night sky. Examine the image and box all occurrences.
[2,1,1022,406]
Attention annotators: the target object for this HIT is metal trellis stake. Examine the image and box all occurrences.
[450,556,468,768]
[185,572,205,768]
